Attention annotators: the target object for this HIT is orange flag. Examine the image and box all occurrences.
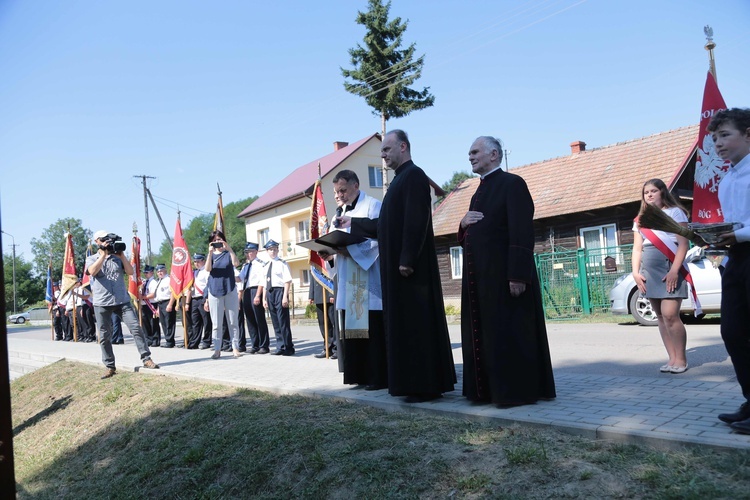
[60,232,78,298]
[170,216,193,299]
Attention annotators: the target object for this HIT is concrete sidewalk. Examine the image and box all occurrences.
[7,321,750,452]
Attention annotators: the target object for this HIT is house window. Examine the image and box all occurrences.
[368,165,383,188]
[580,224,619,264]
[297,220,310,242]
[258,228,270,248]
[301,269,310,286]
[449,246,463,279]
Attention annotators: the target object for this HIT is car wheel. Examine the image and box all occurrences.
[629,292,658,326]
[17,317,26,324]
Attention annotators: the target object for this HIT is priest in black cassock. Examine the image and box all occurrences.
[458,136,556,407]
[347,129,456,403]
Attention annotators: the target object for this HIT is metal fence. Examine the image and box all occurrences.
[535,245,633,320]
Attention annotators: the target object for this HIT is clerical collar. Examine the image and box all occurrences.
[345,192,361,212]
[481,165,503,180]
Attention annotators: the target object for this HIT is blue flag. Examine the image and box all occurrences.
[45,264,54,305]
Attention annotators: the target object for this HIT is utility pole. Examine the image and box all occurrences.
[146,188,173,250]
[134,175,156,264]
[1,231,16,314]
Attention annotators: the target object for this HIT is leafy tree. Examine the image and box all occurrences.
[341,0,434,190]
[3,252,43,313]
[30,218,92,280]
[439,171,476,202]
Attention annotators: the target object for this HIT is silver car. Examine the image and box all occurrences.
[609,246,722,326]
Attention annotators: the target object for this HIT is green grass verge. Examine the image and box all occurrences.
[11,361,750,498]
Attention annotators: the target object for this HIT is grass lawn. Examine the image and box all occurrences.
[10,361,750,498]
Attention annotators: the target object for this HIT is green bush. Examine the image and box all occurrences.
[445,304,460,316]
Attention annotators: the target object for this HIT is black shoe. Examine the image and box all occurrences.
[257,348,269,354]
[199,344,211,350]
[330,352,338,360]
[272,349,285,355]
[162,344,175,349]
[249,348,260,354]
[314,351,328,359]
[151,343,160,347]
[718,402,750,424]
[113,340,124,345]
[404,393,442,403]
[281,349,295,356]
[238,348,247,353]
[730,417,750,434]
[221,347,232,352]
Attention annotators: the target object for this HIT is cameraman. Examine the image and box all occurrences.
[87,230,160,378]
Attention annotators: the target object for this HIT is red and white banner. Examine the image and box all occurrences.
[692,71,731,223]
[309,179,333,293]
[128,235,142,301]
[170,217,193,299]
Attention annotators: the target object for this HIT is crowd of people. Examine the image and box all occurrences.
[51,112,750,433]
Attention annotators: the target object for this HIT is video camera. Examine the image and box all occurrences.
[99,233,126,254]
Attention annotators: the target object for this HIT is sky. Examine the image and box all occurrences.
[1,0,748,270]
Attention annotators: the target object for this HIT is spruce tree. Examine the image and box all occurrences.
[341,0,434,191]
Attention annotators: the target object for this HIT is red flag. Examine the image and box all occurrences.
[692,71,731,223]
[170,217,193,299]
[81,242,93,287]
[128,235,142,300]
[60,232,78,298]
[309,179,333,293]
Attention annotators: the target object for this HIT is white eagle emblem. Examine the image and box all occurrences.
[694,133,729,193]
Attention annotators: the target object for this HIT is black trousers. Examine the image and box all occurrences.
[157,300,176,347]
[53,309,63,340]
[267,287,293,352]
[140,304,160,346]
[190,296,211,349]
[243,287,270,351]
[62,311,74,341]
[721,244,750,402]
[314,302,337,353]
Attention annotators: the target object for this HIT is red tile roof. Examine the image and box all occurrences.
[433,125,699,236]
[238,134,381,218]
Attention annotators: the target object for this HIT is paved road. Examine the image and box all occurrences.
[7,319,750,451]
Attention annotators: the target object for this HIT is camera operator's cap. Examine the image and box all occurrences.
[244,242,259,252]
[155,264,167,271]
[192,253,206,261]
[263,239,279,249]
[93,230,109,240]
[143,265,155,272]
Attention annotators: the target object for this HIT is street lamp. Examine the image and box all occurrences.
[1,231,16,314]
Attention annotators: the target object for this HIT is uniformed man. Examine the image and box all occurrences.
[52,282,64,341]
[240,242,270,354]
[149,263,177,348]
[262,240,294,355]
[140,265,160,347]
[185,253,212,349]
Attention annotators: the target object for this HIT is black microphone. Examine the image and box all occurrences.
[333,206,343,228]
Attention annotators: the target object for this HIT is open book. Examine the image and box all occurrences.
[296,230,367,254]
